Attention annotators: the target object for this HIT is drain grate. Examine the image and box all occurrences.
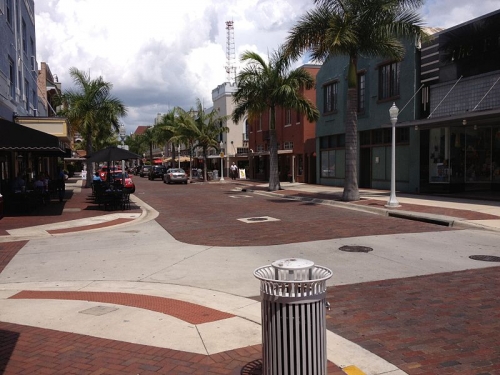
[238,216,280,224]
[339,245,373,253]
[469,255,500,262]
[79,306,118,316]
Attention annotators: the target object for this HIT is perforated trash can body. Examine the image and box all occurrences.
[254,258,332,375]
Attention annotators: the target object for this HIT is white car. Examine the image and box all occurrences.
[163,168,188,184]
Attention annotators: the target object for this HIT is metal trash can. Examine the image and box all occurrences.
[254,258,332,375]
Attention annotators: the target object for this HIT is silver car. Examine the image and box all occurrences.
[163,168,188,184]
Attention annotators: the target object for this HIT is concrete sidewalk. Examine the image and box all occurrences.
[1,177,499,374]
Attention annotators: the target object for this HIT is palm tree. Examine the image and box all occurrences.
[60,68,127,187]
[174,99,229,181]
[284,0,424,201]
[166,108,197,179]
[155,109,177,168]
[232,48,319,191]
[139,126,157,171]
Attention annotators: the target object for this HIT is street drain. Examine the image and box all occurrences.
[238,216,280,224]
[469,255,500,262]
[79,306,118,316]
[339,245,373,253]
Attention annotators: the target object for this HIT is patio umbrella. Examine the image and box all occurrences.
[86,147,141,184]
[86,146,141,163]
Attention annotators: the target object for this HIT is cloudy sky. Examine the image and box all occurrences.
[34,0,499,134]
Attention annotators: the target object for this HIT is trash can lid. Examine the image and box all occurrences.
[271,258,314,271]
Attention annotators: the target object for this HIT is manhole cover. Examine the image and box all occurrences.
[469,255,500,262]
[339,245,373,253]
[79,306,118,316]
[238,216,280,224]
[241,359,262,375]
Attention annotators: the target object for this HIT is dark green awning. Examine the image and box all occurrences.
[0,118,66,154]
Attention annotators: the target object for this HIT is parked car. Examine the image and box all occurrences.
[149,165,167,180]
[163,168,188,184]
[139,165,152,178]
[128,166,139,175]
[98,166,120,181]
[132,165,141,175]
[110,171,136,193]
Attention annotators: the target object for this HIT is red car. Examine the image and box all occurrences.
[98,166,120,181]
[110,171,136,193]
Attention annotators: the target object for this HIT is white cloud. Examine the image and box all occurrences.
[34,0,499,134]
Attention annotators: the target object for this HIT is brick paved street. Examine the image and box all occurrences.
[133,178,455,246]
[325,267,500,375]
[1,177,499,374]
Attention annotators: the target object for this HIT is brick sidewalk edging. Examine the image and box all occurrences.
[10,290,234,325]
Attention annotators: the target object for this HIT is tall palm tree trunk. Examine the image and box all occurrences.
[269,129,280,191]
[342,87,360,201]
[268,106,281,191]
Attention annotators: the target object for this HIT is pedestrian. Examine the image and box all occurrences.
[230,162,238,180]
[12,173,26,192]
[34,173,50,204]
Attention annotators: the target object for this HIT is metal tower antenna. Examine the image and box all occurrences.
[225,20,236,83]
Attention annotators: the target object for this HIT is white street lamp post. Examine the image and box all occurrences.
[386,103,400,208]
[119,124,126,184]
[178,144,181,169]
[220,141,224,181]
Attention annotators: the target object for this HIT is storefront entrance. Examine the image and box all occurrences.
[422,125,500,193]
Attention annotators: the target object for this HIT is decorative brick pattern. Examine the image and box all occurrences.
[325,267,500,374]
[0,241,28,273]
[9,290,235,325]
[0,322,345,374]
[47,218,135,234]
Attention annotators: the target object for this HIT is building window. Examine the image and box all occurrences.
[321,150,336,177]
[6,0,12,25]
[33,90,37,114]
[379,61,400,100]
[324,81,338,113]
[24,80,29,110]
[320,134,345,149]
[358,72,365,112]
[285,109,291,126]
[284,142,294,150]
[31,38,35,70]
[9,57,15,98]
[257,144,264,152]
[22,19,27,54]
[296,110,301,124]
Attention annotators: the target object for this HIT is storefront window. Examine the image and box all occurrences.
[429,128,450,183]
[465,127,492,182]
[321,150,336,177]
[493,127,500,182]
[436,126,500,184]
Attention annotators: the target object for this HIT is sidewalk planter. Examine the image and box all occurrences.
[254,258,332,375]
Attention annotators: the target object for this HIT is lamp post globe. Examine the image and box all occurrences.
[386,103,400,208]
